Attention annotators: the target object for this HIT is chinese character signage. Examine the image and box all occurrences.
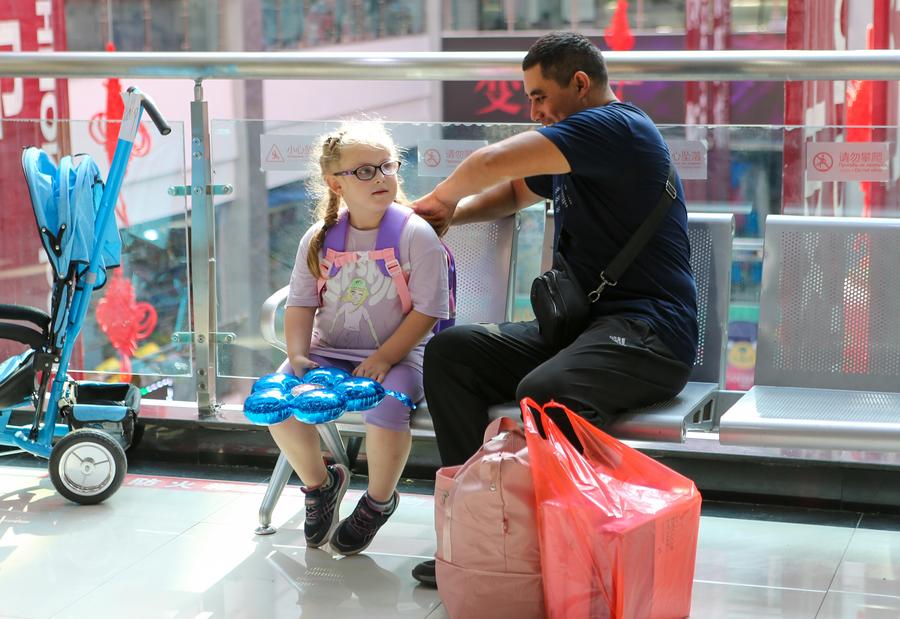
[474,80,524,116]
[259,134,318,171]
[441,33,784,125]
[666,140,708,180]
[417,140,488,178]
[806,142,890,182]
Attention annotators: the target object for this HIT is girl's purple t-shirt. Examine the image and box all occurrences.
[286,209,450,371]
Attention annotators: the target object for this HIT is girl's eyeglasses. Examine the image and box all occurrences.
[333,160,401,181]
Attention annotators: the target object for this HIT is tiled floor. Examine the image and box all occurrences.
[1,464,899,618]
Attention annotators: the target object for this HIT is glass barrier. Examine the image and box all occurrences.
[0,118,192,398]
[208,119,898,402]
[209,119,541,406]
[64,0,428,53]
[441,0,786,33]
[262,0,427,49]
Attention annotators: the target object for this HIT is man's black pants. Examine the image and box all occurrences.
[423,316,693,466]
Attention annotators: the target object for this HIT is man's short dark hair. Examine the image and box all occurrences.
[522,32,608,88]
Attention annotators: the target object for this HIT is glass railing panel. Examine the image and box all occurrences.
[210,119,542,385]
[262,0,427,49]
[659,124,779,390]
[209,119,897,397]
[0,118,192,397]
[661,123,898,390]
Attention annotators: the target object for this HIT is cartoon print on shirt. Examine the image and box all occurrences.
[319,247,410,349]
[329,276,380,346]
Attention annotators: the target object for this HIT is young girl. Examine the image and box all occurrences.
[269,121,450,555]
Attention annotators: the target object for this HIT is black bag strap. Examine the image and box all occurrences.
[587,161,677,302]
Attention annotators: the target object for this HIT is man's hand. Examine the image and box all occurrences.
[353,353,392,384]
[290,354,319,375]
[412,191,456,237]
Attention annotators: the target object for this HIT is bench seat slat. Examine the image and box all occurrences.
[333,381,716,444]
[720,385,900,451]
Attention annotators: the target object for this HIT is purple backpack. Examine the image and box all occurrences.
[318,203,457,333]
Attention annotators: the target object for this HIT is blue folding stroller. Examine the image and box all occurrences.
[0,87,170,504]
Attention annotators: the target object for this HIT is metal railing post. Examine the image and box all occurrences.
[189,79,218,416]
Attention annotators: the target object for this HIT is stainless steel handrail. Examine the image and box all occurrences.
[2,50,899,81]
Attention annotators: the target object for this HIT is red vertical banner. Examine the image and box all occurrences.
[782,0,846,215]
[708,0,731,203]
[0,0,69,358]
[865,0,890,215]
[710,0,731,130]
[684,0,709,128]
[685,0,730,202]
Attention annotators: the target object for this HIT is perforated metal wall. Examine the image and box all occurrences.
[443,217,516,325]
[688,226,712,368]
[756,216,900,391]
[684,214,733,385]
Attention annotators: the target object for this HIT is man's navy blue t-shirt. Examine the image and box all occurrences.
[525,102,698,366]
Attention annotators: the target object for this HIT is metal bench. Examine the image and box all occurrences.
[255,211,733,534]
[719,215,900,451]
[255,215,518,533]
[473,211,734,442]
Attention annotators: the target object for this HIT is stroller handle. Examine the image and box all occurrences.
[126,86,171,136]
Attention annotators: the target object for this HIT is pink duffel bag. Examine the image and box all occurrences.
[434,417,544,619]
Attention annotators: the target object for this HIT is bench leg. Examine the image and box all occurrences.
[255,451,293,535]
[256,423,350,535]
[346,436,363,469]
[317,421,350,469]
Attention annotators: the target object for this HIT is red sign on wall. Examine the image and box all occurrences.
[0,0,69,356]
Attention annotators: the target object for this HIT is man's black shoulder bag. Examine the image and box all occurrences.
[530,162,678,349]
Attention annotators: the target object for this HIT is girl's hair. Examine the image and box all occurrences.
[305,120,407,278]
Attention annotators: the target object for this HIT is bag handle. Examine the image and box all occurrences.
[521,397,626,472]
[520,397,538,429]
[519,397,557,444]
[482,415,520,443]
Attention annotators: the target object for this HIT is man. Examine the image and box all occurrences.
[410,32,698,587]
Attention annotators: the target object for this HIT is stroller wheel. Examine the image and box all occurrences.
[49,429,127,505]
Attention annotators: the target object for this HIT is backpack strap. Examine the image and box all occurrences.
[368,247,412,314]
[321,209,351,278]
[374,204,414,313]
[374,204,413,277]
[440,239,457,321]
[317,204,415,312]
[316,209,350,303]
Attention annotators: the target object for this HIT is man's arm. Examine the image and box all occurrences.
[450,177,544,226]
[438,131,569,204]
[413,130,569,234]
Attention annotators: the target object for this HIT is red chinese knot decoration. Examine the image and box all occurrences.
[95,272,158,381]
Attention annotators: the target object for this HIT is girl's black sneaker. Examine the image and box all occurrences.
[301,464,350,548]
[331,491,398,555]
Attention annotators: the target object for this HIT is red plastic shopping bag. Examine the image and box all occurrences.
[521,399,701,619]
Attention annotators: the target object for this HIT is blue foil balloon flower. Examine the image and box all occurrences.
[251,372,301,394]
[332,377,415,411]
[332,377,386,410]
[243,388,294,425]
[244,366,416,426]
[301,367,351,388]
[288,388,348,424]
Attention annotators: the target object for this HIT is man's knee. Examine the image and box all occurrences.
[515,365,567,405]
[424,324,479,371]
